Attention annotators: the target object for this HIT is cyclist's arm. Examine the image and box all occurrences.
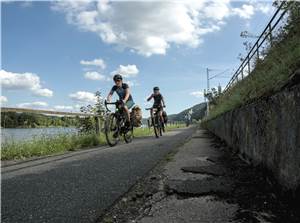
[147,94,153,101]
[162,96,166,107]
[107,88,114,102]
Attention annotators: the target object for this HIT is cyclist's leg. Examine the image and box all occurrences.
[159,108,164,124]
[123,105,130,122]
[124,100,135,125]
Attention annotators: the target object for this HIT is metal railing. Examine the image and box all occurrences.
[224,1,290,92]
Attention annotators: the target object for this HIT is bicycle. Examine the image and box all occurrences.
[146,106,165,138]
[104,100,134,146]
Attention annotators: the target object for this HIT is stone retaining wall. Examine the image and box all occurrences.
[205,78,300,191]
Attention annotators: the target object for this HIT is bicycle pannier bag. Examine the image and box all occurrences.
[131,105,142,127]
[162,111,168,123]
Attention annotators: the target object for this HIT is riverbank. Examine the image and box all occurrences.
[1,124,185,160]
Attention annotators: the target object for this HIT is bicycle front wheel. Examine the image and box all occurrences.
[152,117,159,138]
[158,116,163,136]
[105,113,120,147]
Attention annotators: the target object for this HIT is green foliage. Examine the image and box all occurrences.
[1,112,79,128]
[1,133,106,160]
[206,2,300,120]
[77,91,105,134]
[205,86,222,105]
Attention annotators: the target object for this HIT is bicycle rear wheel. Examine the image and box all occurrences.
[105,113,120,147]
[124,124,133,143]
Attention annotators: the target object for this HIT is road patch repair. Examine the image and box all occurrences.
[99,128,300,223]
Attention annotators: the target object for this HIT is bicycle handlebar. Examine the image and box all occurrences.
[105,100,124,112]
[104,100,114,112]
[145,106,165,111]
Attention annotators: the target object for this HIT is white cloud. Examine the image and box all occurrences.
[17,101,48,109]
[33,88,53,97]
[250,0,274,15]
[232,4,255,19]
[54,105,73,110]
[111,64,139,78]
[49,1,227,56]
[0,96,8,104]
[190,91,204,98]
[0,70,53,97]
[80,58,106,69]
[257,4,272,14]
[52,1,274,56]
[84,71,106,81]
[125,80,139,87]
[69,91,97,104]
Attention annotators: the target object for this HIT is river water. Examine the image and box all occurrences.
[1,127,78,144]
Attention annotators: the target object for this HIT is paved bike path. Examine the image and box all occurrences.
[1,127,195,223]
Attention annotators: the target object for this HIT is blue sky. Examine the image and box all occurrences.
[1,0,275,116]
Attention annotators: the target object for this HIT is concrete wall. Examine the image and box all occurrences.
[205,81,300,191]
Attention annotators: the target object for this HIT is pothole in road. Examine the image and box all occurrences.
[194,156,221,164]
[191,136,211,139]
[195,156,209,162]
[181,165,227,176]
[165,177,233,198]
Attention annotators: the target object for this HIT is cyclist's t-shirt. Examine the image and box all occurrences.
[111,83,134,102]
[152,93,164,107]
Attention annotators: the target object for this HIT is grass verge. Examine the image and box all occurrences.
[206,5,300,120]
[1,123,185,160]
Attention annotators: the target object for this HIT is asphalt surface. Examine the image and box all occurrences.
[1,127,196,223]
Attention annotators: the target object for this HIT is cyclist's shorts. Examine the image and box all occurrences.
[153,104,163,111]
[125,100,135,109]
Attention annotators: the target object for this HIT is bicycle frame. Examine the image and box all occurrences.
[104,100,134,146]
[146,107,164,138]
[146,107,159,123]
[105,100,126,128]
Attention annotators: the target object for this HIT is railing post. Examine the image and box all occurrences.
[268,24,273,46]
[256,42,259,59]
[241,67,244,79]
[247,57,251,75]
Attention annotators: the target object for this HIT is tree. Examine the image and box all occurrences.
[77,91,105,134]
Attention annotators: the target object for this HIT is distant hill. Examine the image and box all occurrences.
[168,102,207,121]
[140,102,206,124]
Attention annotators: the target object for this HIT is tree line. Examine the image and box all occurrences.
[1,92,105,129]
[1,112,80,128]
